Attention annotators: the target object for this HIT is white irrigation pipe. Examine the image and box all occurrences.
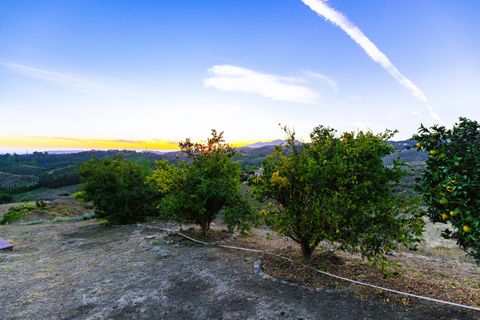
[138,224,480,313]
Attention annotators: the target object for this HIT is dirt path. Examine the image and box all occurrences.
[0,221,478,319]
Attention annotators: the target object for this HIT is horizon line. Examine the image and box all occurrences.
[0,136,276,153]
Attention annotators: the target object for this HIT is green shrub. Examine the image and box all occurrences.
[72,191,86,201]
[1,204,35,224]
[35,200,47,208]
[79,157,158,224]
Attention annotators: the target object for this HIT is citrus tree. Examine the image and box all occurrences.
[256,126,424,263]
[79,157,158,224]
[149,130,255,235]
[414,117,480,264]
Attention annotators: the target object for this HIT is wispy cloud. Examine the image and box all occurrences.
[301,0,441,122]
[302,70,338,91]
[0,62,116,98]
[203,64,320,104]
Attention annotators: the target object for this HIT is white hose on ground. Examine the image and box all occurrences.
[138,224,480,313]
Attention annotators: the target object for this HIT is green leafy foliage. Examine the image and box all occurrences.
[223,188,259,235]
[149,130,255,235]
[256,125,424,264]
[72,191,87,201]
[35,200,47,208]
[79,157,158,224]
[413,117,480,264]
[0,204,35,224]
[146,159,188,225]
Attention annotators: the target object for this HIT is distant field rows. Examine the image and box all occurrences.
[0,171,39,191]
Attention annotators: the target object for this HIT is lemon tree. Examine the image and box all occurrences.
[414,117,480,264]
[257,125,424,264]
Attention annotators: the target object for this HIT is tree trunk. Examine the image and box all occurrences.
[300,240,314,261]
[201,222,209,238]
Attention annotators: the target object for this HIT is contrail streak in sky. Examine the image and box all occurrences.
[301,0,441,122]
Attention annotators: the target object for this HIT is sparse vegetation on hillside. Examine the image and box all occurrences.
[0,199,92,225]
[0,138,426,205]
[0,204,36,224]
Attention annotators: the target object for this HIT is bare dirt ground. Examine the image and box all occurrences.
[1,221,479,319]
[223,225,480,308]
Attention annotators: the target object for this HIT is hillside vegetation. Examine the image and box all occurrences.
[0,139,427,203]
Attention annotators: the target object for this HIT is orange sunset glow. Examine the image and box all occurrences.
[0,136,257,152]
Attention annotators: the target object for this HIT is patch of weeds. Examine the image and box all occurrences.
[72,190,86,200]
[151,239,162,246]
[96,218,110,225]
[0,265,16,273]
[0,204,35,224]
[35,200,47,209]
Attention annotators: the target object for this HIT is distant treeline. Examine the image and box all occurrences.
[0,140,427,197]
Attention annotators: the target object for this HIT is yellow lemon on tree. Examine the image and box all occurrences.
[441,213,449,220]
[415,143,421,148]
[429,149,438,155]
[449,210,456,217]
[463,225,471,233]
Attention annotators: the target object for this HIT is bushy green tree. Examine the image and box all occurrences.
[414,117,480,264]
[256,126,424,263]
[149,130,255,235]
[79,157,158,224]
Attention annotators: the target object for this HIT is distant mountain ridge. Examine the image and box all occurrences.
[243,140,286,148]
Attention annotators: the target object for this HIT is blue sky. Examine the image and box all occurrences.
[1,0,479,151]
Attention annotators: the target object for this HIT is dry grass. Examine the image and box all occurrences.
[262,251,480,308]
[177,227,233,243]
